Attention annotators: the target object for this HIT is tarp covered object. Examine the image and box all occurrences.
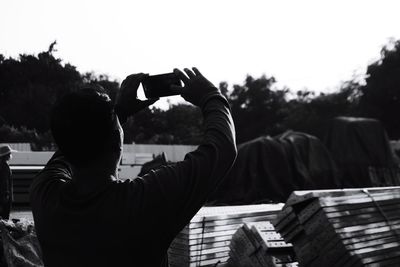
[209,136,293,205]
[325,117,400,187]
[0,219,43,267]
[209,131,340,205]
[277,131,340,190]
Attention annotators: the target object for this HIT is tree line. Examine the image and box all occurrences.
[1,40,400,149]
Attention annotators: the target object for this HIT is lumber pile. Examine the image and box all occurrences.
[274,186,400,266]
[227,222,298,267]
[168,204,283,267]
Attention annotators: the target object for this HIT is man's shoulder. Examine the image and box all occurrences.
[30,166,70,201]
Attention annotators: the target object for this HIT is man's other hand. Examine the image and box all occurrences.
[115,73,158,123]
[172,68,220,107]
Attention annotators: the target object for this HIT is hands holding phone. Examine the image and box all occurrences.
[172,67,220,107]
[115,73,158,123]
[115,67,220,122]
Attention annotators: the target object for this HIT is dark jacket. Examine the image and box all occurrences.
[30,93,237,267]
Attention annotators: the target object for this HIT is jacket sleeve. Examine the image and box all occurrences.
[134,92,237,239]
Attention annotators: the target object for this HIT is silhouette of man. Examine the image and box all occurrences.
[0,145,14,220]
[30,68,237,267]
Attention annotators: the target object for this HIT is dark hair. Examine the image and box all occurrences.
[50,85,115,167]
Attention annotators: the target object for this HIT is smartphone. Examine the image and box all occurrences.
[142,73,181,99]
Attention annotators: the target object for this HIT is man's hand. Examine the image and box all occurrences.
[172,68,220,107]
[115,73,158,123]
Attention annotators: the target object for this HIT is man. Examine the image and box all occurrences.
[30,68,237,266]
[0,145,14,220]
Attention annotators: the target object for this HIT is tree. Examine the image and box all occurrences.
[82,72,119,103]
[223,75,289,143]
[7,39,400,147]
[0,42,121,148]
[122,104,203,145]
[282,81,361,139]
[0,42,204,146]
[359,39,400,139]
[0,42,82,132]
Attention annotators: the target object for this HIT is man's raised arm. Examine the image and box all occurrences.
[134,68,237,238]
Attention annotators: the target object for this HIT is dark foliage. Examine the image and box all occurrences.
[0,42,120,148]
[225,75,289,143]
[122,104,203,145]
[359,40,400,139]
[1,39,400,148]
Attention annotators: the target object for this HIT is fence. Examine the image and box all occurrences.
[123,144,197,162]
[9,144,197,205]
[0,143,31,151]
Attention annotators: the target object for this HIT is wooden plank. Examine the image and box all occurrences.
[304,224,400,267]
[363,254,400,266]
[302,208,400,238]
[293,211,400,261]
[188,214,277,229]
[177,229,237,240]
[229,226,264,267]
[169,246,230,257]
[285,187,400,206]
[229,243,257,267]
[267,252,297,265]
[188,214,278,228]
[297,196,400,224]
[251,229,284,243]
[241,223,276,267]
[326,202,400,220]
[190,204,282,223]
[253,232,292,249]
[308,236,400,267]
[274,187,400,267]
[274,206,296,230]
[184,215,275,231]
[321,192,400,206]
[280,221,303,242]
[181,222,246,235]
[168,255,229,267]
[170,240,230,251]
[338,243,400,267]
[336,219,400,234]
[324,235,400,267]
[229,223,297,267]
[298,221,399,266]
[276,215,301,237]
[172,234,233,246]
[170,205,283,266]
[169,250,229,262]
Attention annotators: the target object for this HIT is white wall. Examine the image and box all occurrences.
[123,144,197,162]
[10,151,53,165]
[9,144,198,180]
[0,143,31,151]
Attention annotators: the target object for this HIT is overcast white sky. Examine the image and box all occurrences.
[1,0,400,105]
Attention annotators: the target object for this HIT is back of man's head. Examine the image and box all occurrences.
[50,86,115,168]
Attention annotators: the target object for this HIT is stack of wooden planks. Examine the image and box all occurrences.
[168,204,283,267]
[228,221,298,267]
[274,186,400,266]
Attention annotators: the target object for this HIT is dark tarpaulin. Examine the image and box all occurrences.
[209,136,293,205]
[277,131,340,191]
[208,131,340,205]
[0,220,43,267]
[325,117,400,187]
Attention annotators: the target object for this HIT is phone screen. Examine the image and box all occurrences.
[142,73,181,99]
